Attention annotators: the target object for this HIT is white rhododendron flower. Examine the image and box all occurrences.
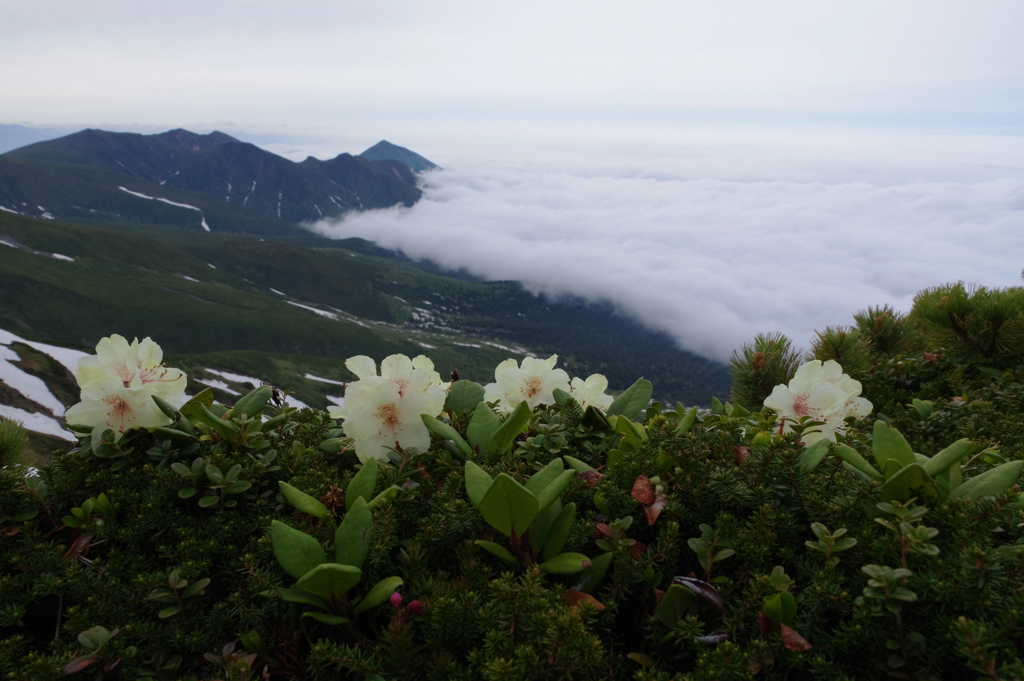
[75,334,186,402]
[484,355,570,413]
[66,335,187,441]
[65,376,172,440]
[329,354,447,462]
[569,374,614,411]
[763,359,872,445]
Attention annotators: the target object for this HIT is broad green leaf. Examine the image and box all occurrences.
[270,520,326,580]
[525,458,567,497]
[296,563,362,600]
[473,540,518,566]
[533,469,575,514]
[205,464,225,484]
[655,584,698,628]
[78,626,113,649]
[879,463,939,503]
[367,485,398,510]
[573,552,613,594]
[540,552,592,574]
[950,460,1024,500]
[763,591,797,624]
[179,388,214,418]
[872,421,918,472]
[421,415,473,459]
[543,503,577,561]
[158,606,181,619]
[279,588,328,608]
[529,499,562,552]
[833,445,883,481]
[614,416,646,449]
[278,482,330,522]
[346,462,378,512]
[352,576,405,614]
[335,497,373,568]
[798,439,830,472]
[923,439,977,477]
[444,380,485,413]
[300,612,350,626]
[562,455,596,474]
[489,401,532,455]
[467,402,501,452]
[478,474,539,538]
[198,495,220,508]
[181,578,210,598]
[552,387,572,406]
[463,460,494,508]
[675,406,698,435]
[607,378,653,420]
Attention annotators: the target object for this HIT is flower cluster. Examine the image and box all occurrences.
[484,354,613,412]
[65,335,187,441]
[328,354,447,463]
[763,359,871,445]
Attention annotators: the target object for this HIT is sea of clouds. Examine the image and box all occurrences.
[303,122,1024,363]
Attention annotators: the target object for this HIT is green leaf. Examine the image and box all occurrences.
[205,464,225,485]
[655,584,698,628]
[478,474,539,538]
[181,578,210,598]
[488,401,532,455]
[421,415,473,459]
[77,626,113,649]
[540,552,593,574]
[278,588,328,608]
[233,385,272,419]
[467,402,501,452]
[474,540,518,566]
[562,455,596,474]
[179,388,214,418]
[608,378,653,419]
[798,438,830,472]
[295,563,362,601]
[533,469,575,514]
[833,444,883,481]
[763,591,797,624]
[543,503,577,561]
[300,612,350,626]
[279,481,331,522]
[675,406,699,435]
[352,576,405,614]
[463,460,494,508]
[198,495,220,508]
[529,499,562,552]
[880,463,939,503]
[950,460,1024,500]
[270,520,326,580]
[158,606,181,619]
[922,439,977,478]
[872,421,918,472]
[573,552,613,594]
[346,462,378,512]
[225,481,252,494]
[552,387,572,406]
[444,380,485,413]
[367,485,398,510]
[335,497,373,568]
[524,458,566,497]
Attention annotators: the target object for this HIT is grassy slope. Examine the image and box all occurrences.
[0,212,730,411]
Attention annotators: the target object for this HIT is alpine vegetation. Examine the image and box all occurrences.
[4,281,1024,679]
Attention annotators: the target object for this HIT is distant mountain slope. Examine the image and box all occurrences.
[0,128,425,233]
[0,124,74,155]
[360,140,439,172]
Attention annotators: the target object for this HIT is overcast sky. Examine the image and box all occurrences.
[3,1,1023,131]
[3,1,1023,363]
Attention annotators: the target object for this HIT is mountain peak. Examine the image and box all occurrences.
[359,140,438,172]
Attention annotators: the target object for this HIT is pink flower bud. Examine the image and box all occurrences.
[406,600,424,616]
[390,592,403,610]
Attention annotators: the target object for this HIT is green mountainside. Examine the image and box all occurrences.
[0,129,420,230]
[0,212,730,422]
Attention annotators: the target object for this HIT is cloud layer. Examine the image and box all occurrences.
[310,125,1024,362]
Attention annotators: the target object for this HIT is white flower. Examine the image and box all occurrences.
[764,359,871,446]
[65,376,171,440]
[569,374,614,411]
[75,334,186,403]
[484,355,570,413]
[344,354,444,393]
[329,354,447,462]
